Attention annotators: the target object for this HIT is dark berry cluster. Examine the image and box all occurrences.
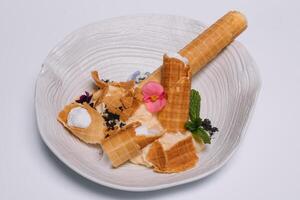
[201,118,219,136]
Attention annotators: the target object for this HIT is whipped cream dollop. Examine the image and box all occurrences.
[67,107,91,128]
[166,52,189,64]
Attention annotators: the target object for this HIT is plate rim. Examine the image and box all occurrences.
[35,14,262,192]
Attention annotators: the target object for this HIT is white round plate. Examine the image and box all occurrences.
[35,15,261,191]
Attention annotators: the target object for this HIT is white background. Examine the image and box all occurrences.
[1,0,300,199]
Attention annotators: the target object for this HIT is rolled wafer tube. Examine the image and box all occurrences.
[138,11,247,87]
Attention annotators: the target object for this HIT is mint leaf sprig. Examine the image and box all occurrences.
[189,89,201,122]
[185,89,218,144]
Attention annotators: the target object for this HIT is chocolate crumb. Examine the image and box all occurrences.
[120,122,126,128]
[101,79,114,83]
[102,108,120,130]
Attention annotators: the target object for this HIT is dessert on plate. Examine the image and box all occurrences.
[57,11,247,173]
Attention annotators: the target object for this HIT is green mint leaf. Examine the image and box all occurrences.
[189,89,201,122]
[194,117,202,127]
[185,120,198,132]
[192,127,211,144]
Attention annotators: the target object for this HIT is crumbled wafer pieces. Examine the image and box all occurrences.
[121,96,133,109]
[91,71,142,123]
[119,88,143,121]
[57,102,106,144]
[158,55,191,132]
[91,71,108,89]
[92,88,108,107]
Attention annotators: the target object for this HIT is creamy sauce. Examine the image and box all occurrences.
[158,132,190,150]
[127,104,164,136]
[67,107,91,128]
[135,125,161,136]
[130,143,153,167]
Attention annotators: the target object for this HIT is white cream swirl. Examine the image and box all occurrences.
[67,107,91,128]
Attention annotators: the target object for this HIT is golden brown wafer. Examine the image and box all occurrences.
[160,55,190,92]
[57,102,106,144]
[146,133,198,173]
[179,11,247,74]
[102,122,141,167]
[91,71,142,122]
[158,56,191,132]
[134,135,161,149]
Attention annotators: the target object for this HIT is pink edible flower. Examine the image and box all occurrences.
[142,81,166,113]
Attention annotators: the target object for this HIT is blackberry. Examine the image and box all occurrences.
[211,127,219,132]
[202,118,211,126]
